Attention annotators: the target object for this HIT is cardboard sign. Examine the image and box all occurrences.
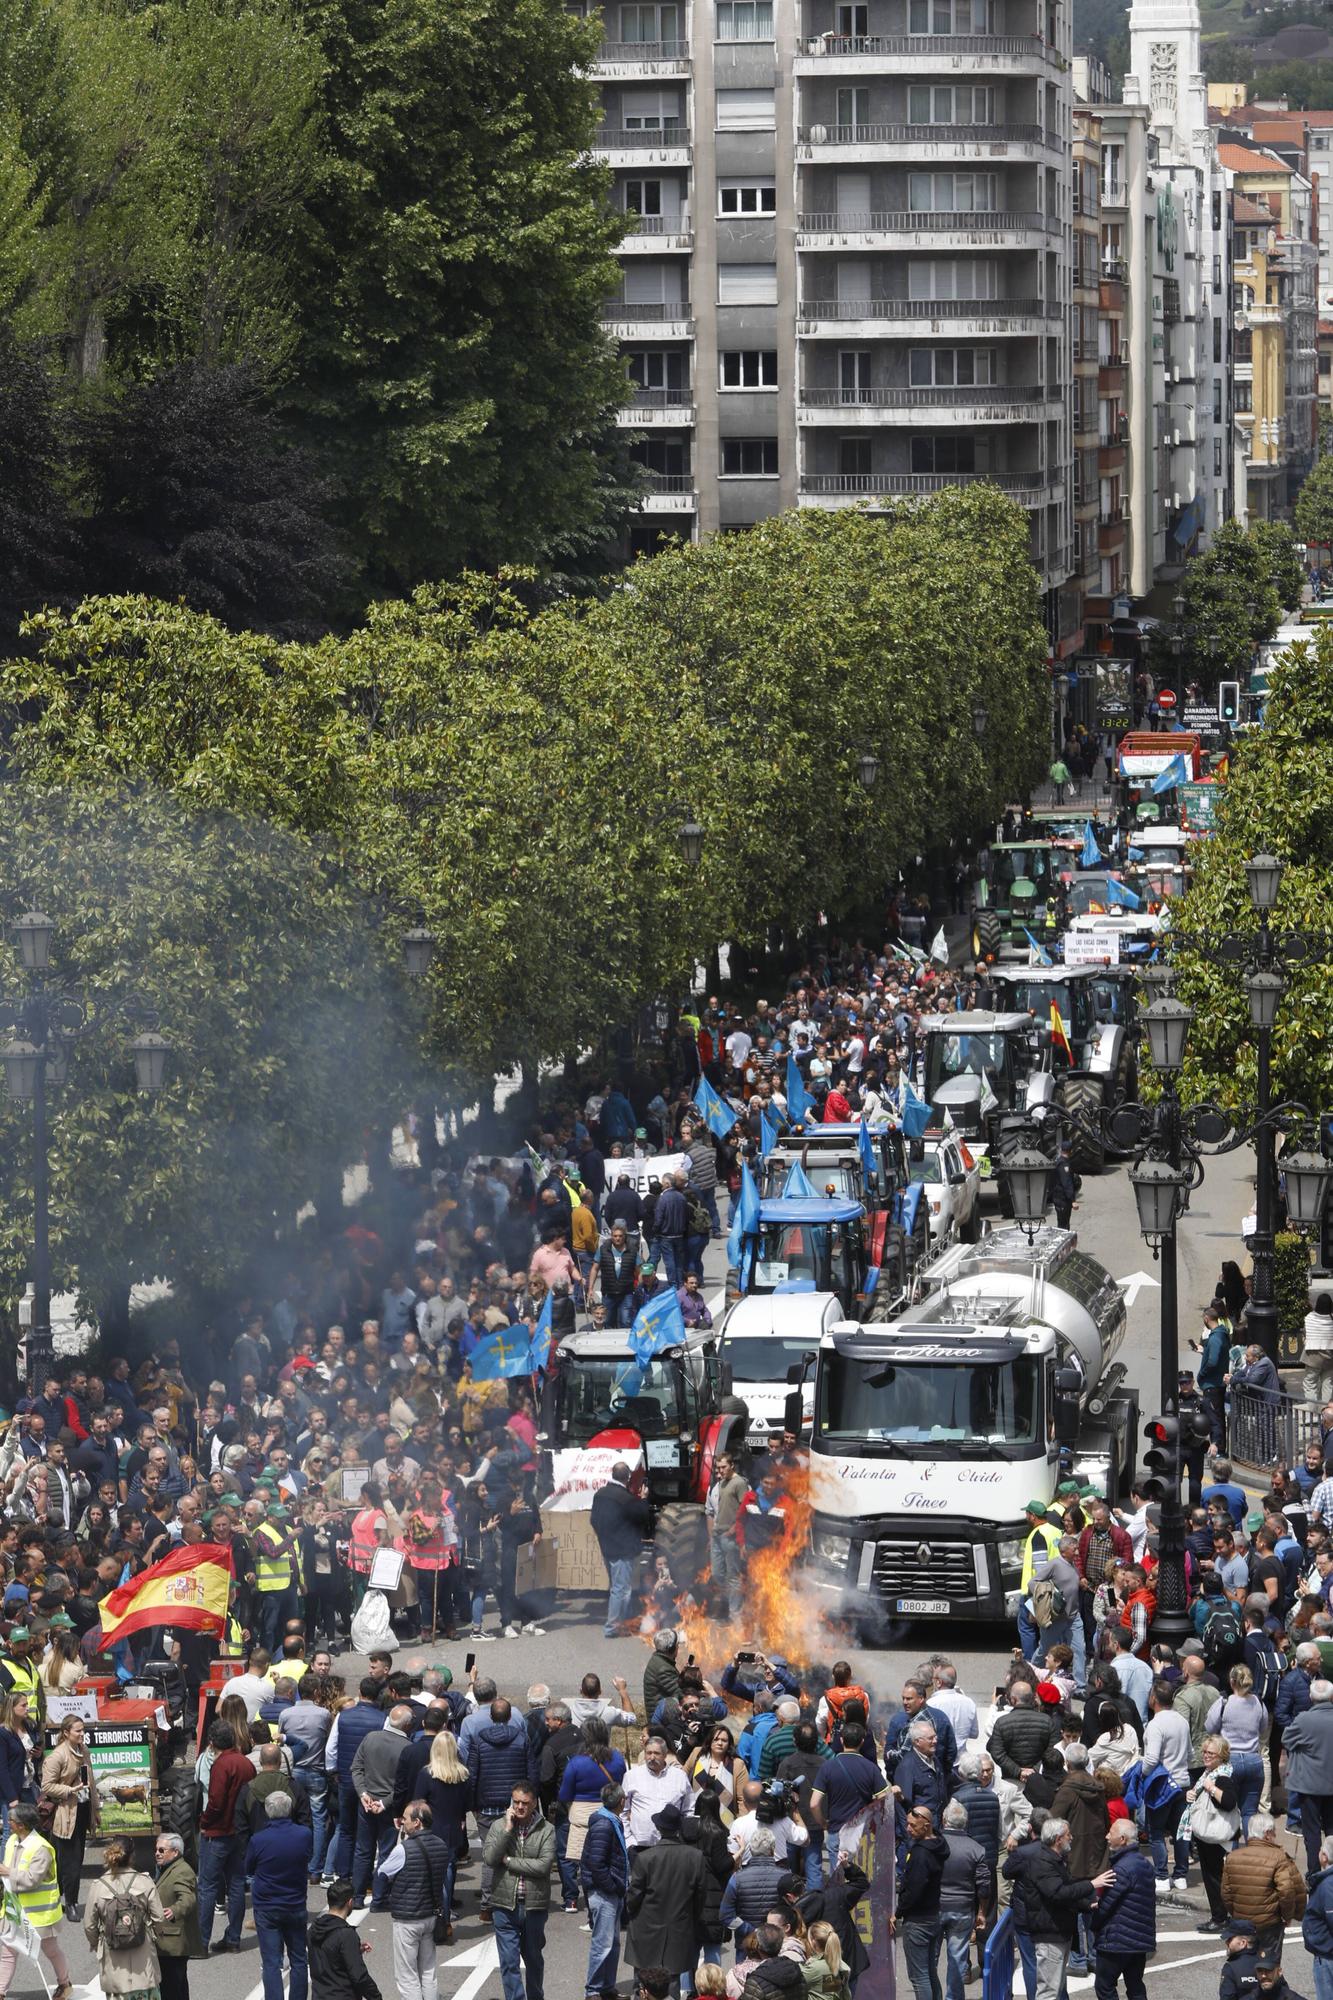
[539,1505,609,1591]
[514,1539,559,1598]
[46,1693,98,1724]
[543,1443,642,1513]
[87,1722,155,1835]
[367,1548,405,1593]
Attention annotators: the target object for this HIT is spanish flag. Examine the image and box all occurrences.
[98,1541,234,1644]
[1050,1000,1074,1064]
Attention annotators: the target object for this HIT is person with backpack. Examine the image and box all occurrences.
[816,1664,871,1749]
[84,1831,166,1997]
[1198,1578,1247,1680]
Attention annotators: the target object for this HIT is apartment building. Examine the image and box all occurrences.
[584,0,1076,620]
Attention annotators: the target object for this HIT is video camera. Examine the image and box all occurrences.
[755,1773,806,1825]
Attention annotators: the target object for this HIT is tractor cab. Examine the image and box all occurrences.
[744,1196,868,1308]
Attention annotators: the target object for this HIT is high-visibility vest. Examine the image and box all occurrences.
[399,1516,453,1572]
[255,1522,296,1593]
[349,1509,385,1576]
[4,1832,61,1927]
[1020,1520,1061,1592]
[273,1657,311,1686]
[0,1655,43,1724]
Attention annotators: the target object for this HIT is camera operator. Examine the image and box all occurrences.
[728,1777,810,1867]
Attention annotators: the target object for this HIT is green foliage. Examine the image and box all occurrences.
[1294,453,1333,552]
[1248,521,1304,613]
[1163,520,1283,689]
[1275,1231,1312,1348]
[1173,623,1333,1115]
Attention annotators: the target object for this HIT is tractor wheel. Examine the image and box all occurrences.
[972,910,1002,963]
[1058,1072,1106,1172]
[157,1763,199,1865]
[960,1202,982,1244]
[654,1503,709,1594]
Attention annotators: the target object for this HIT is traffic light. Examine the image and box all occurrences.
[1218,681,1241,724]
[1181,1406,1213,1452]
[1143,1414,1181,1494]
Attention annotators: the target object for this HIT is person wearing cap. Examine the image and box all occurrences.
[252,1502,303,1654]
[1219,1919,1260,2000]
[1252,1948,1311,2000]
[624,1801,706,1989]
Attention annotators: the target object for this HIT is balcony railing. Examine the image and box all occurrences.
[797,295,1052,319]
[1101,181,1125,206]
[593,125,690,149]
[800,469,1048,494]
[800,385,1047,406]
[800,32,1057,56]
[1099,505,1124,525]
[640,471,695,493]
[620,213,692,236]
[798,122,1046,146]
[625,388,693,408]
[798,209,1051,233]
[601,301,692,321]
[1101,258,1127,282]
[595,39,691,60]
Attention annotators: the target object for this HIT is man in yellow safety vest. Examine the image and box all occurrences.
[253,1508,303,1653]
[0,1802,72,1993]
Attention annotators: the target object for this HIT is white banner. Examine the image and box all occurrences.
[602,1152,688,1200]
[543,1443,643,1512]
[1062,931,1120,965]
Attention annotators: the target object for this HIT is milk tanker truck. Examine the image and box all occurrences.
[797,1224,1136,1633]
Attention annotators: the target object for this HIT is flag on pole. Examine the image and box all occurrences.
[98,1541,234,1644]
[1024,927,1054,967]
[858,1118,878,1193]
[782,1160,816,1197]
[786,1054,814,1125]
[470,1326,536,1380]
[1151,753,1190,795]
[527,1291,554,1374]
[759,1106,781,1159]
[1050,1000,1074,1063]
[727,1160,761,1272]
[929,926,949,966]
[1081,822,1101,868]
[1106,877,1143,910]
[692,1076,736,1139]
[630,1287,688,1367]
[902,1085,930,1140]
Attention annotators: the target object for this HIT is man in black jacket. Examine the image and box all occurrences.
[308,1880,381,2000]
[590,1463,651,1640]
[383,1801,450,1998]
[1002,1816,1113,2000]
[895,1804,950,2000]
[593,1225,641,1330]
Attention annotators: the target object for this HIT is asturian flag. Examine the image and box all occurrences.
[98,1541,234,1643]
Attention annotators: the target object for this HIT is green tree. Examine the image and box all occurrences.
[285,0,630,599]
[1248,520,1304,612]
[1167,519,1282,689]
[1295,451,1333,553]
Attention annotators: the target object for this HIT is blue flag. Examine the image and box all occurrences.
[470,1325,535,1381]
[1127,845,1146,861]
[1151,753,1189,796]
[1106,877,1143,910]
[858,1118,878,1193]
[786,1055,814,1124]
[759,1107,781,1159]
[782,1160,816,1198]
[727,1160,761,1271]
[1023,927,1054,967]
[902,1084,930,1140]
[527,1292,554,1374]
[1081,822,1100,868]
[630,1287,688,1367]
[693,1076,736,1139]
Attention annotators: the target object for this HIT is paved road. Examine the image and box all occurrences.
[50,1145,1306,2000]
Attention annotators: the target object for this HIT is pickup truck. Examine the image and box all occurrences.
[908,1131,982,1244]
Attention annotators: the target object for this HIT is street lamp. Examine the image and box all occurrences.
[1280,1148,1333,1232]
[999,1145,1055,1238]
[1246,969,1284,1033]
[0,915,172,1393]
[856,749,880,792]
[402,926,436,979]
[972,703,989,744]
[678,817,705,867]
[1129,1156,1188,1249]
[1143,997,1193,1073]
[1245,852,1284,913]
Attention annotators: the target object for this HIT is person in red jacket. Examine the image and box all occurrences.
[197,1721,256,1954]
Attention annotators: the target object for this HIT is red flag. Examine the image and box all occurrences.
[98,1541,234,1643]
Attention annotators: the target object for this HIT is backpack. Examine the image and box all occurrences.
[823,1682,871,1745]
[1249,1638,1280,1709]
[1030,1576,1067,1630]
[1202,1603,1243,1669]
[101,1883,149,1950]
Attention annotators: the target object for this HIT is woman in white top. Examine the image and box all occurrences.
[1090,1701,1141,1778]
[685,1724,743,1809]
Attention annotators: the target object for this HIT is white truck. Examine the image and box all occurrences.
[802,1225,1136,1633]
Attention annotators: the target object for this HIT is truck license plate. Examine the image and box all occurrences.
[897,1598,950,1614]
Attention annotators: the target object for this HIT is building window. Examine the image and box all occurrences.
[720,438,778,475]
[716,0,773,37]
[837,3,869,32]
[909,347,997,385]
[907,86,994,124]
[1213,381,1222,422]
[908,0,993,32]
[908,172,997,213]
[622,89,684,131]
[1214,438,1223,476]
[839,436,872,476]
[718,180,776,215]
[720,350,778,388]
[839,350,871,398]
[910,434,977,472]
[835,87,870,128]
[716,89,775,129]
[718,262,778,304]
[908,257,998,300]
[625,179,664,216]
[620,2,682,41]
[1214,316,1222,363]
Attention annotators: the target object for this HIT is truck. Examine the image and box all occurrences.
[919,1010,1056,1189]
[718,1193,916,1438]
[801,1225,1136,1634]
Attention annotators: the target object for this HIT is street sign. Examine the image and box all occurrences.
[1179,781,1220,832]
[1181,703,1217,732]
[1157,689,1177,709]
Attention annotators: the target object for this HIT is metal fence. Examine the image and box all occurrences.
[1229,1384,1324,1471]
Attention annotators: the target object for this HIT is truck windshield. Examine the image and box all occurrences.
[761,1160,858,1201]
[994,850,1052,890]
[560,1356,682,1443]
[751,1220,856,1294]
[925,1033,1014,1103]
[723,1335,820,1384]
[1067,879,1113,916]
[815,1351,1041,1448]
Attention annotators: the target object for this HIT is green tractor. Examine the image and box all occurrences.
[971,842,1063,962]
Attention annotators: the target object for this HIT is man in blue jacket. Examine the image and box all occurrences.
[1302,1861,1333,2000]
[582,1782,629,2000]
[247,1791,314,2000]
[1089,1819,1155,2000]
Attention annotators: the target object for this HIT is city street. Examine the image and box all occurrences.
[38,1141,1320,2000]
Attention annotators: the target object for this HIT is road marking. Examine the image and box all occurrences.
[444,1936,500,1996]
[1118,1270,1161,1306]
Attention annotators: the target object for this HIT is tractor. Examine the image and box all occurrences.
[759,1122,931,1284]
[985,964,1139,1172]
[971,842,1063,961]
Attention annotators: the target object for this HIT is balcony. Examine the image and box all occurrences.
[794,32,1064,75]
[592,38,691,75]
[797,383,1054,423]
[796,209,1054,250]
[617,389,696,426]
[618,213,694,252]
[638,471,698,511]
[600,299,694,338]
[796,295,1055,337]
[591,125,691,165]
[798,467,1050,507]
[1100,181,1125,209]
[796,121,1054,162]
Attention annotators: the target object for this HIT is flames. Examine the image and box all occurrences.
[650,1462,843,1677]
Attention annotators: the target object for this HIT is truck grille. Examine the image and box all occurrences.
[872,1539,978,1598]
